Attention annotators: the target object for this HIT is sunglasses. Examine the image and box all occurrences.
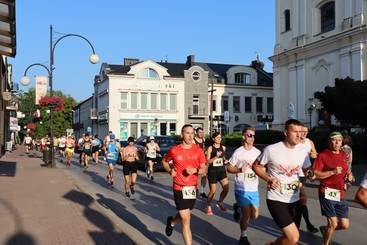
[246,134,255,138]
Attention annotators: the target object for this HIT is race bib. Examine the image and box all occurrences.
[245,170,257,181]
[280,180,299,195]
[213,158,223,167]
[147,150,156,158]
[84,143,91,150]
[182,186,197,199]
[25,139,31,144]
[107,153,117,160]
[325,187,341,202]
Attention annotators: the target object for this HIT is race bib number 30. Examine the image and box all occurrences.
[280,181,299,195]
[213,158,223,167]
[182,186,197,199]
[325,187,341,202]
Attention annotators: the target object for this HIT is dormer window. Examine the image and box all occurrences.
[321,1,335,33]
[138,68,159,79]
[235,73,251,85]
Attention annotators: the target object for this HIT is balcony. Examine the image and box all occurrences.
[188,107,206,119]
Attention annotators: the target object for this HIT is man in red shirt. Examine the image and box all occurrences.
[163,124,206,245]
[313,131,354,245]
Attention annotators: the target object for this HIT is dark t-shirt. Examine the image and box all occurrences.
[313,149,348,198]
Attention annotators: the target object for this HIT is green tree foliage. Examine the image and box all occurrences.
[17,88,77,138]
[315,77,367,129]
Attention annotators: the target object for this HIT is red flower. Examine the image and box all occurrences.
[39,96,64,111]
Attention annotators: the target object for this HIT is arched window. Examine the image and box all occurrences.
[138,68,159,79]
[321,1,335,33]
[284,9,291,31]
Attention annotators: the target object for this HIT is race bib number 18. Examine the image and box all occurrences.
[325,187,341,202]
[280,181,299,195]
[182,186,197,199]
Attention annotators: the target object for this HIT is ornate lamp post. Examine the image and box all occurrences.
[20,25,99,167]
[307,100,317,129]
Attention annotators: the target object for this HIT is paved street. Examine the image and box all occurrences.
[1,147,367,245]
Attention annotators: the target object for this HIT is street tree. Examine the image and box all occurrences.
[315,77,367,129]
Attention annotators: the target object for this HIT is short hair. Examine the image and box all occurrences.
[181,124,193,134]
[127,136,135,142]
[285,119,302,130]
[242,127,256,135]
[196,127,203,133]
[211,132,221,139]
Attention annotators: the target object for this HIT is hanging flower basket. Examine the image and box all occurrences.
[39,96,64,111]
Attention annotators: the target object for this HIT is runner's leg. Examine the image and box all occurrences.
[218,178,229,204]
[207,183,217,207]
[179,209,192,245]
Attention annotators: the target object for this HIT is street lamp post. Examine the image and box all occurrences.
[209,75,217,134]
[20,25,99,167]
[307,102,316,129]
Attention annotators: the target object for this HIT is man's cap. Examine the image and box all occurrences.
[110,134,116,139]
[149,136,155,140]
[329,131,343,139]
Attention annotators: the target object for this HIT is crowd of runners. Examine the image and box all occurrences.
[22,120,367,245]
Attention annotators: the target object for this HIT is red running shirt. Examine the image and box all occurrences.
[313,149,348,198]
[164,144,206,191]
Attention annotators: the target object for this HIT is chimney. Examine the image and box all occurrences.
[186,55,195,67]
[124,58,139,66]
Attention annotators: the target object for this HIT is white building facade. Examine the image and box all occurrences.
[271,0,367,128]
[94,60,185,140]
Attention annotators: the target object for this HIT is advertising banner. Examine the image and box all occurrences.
[35,76,48,105]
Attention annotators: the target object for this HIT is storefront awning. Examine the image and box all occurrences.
[0,0,16,57]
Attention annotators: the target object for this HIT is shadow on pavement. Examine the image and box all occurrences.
[96,193,170,245]
[0,160,16,177]
[5,231,35,245]
[63,190,133,245]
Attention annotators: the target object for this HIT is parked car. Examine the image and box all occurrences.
[134,135,177,171]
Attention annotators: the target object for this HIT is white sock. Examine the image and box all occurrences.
[241,230,247,237]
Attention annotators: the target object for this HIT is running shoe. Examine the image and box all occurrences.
[125,192,131,198]
[206,206,213,215]
[216,202,227,212]
[239,236,251,245]
[165,216,174,236]
[307,225,318,233]
[147,170,150,178]
[233,203,241,222]
[200,192,208,198]
[150,175,154,181]
[130,186,135,195]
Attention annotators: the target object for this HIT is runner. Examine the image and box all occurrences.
[105,134,121,188]
[103,131,113,160]
[193,127,207,198]
[77,133,85,165]
[58,135,67,158]
[163,124,206,245]
[123,137,139,199]
[205,132,229,215]
[341,131,354,190]
[294,125,318,233]
[313,131,353,245]
[227,127,261,245]
[355,172,367,208]
[252,119,311,245]
[82,134,92,172]
[65,135,76,167]
[92,134,102,164]
[145,136,160,180]
[23,134,33,152]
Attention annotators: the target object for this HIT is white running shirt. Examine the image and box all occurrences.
[229,146,261,192]
[296,138,312,154]
[258,142,311,203]
[360,172,367,189]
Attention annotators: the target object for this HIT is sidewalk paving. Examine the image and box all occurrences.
[0,146,134,245]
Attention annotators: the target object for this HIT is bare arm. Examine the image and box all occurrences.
[355,187,367,208]
[206,146,219,165]
[309,140,318,159]
[314,167,342,180]
[252,160,280,189]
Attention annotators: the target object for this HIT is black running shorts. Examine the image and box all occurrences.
[266,199,299,229]
[123,162,138,175]
[173,190,196,210]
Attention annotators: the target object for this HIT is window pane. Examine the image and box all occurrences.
[212,99,216,112]
[170,94,177,110]
[151,93,157,109]
[140,123,148,136]
[267,97,273,113]
[121,92,128,109]
[131,93,137,109]
[245,97,252,113]
[245,74,251,84]
[233,96,240,113]
[140,93,147,109]
[284,9,290,31]
[222,96,228,111]
[256,97,263,113]
[161,93,167,110]
[170,123,176,134]
[321,2,335,33]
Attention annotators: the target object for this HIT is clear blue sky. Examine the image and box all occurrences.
[11,1,275,101]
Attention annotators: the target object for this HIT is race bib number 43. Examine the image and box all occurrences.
[182,186,197,199]
[280,181,299,195]
[325,187,341,202]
